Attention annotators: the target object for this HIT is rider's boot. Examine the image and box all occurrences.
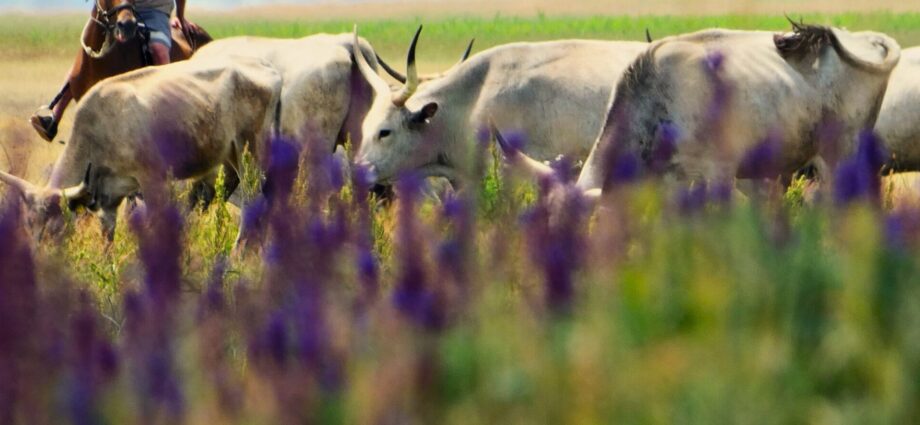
[29,112,58,142]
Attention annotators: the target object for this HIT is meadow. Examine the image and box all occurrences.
[2,9,920,424]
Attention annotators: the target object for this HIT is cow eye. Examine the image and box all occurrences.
[378,129,392,140]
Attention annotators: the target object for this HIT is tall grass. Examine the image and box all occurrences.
[2,127,920,422]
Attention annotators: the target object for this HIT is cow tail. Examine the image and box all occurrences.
[273,98,282,139]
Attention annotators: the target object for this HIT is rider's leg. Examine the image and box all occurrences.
[137,9,173,66]
[149,43,171,65]
[50,86,73,128]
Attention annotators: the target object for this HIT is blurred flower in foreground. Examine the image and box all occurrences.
[392,172,445,331]
[834,130,887,206]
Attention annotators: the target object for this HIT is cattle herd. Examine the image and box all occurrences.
[1,20,916,241]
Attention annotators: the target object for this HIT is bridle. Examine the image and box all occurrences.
[80,0,137,59]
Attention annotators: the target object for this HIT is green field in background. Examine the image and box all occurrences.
[2,12,918,60]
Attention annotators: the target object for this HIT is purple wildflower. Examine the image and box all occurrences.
[391,172,445,331]
[884,208,920,250]
[649,122,680,174]
[0,200,38,424]
[608,150,641,185]
[834,130,888,206]
[738,133,782,180]
[261,136,301,206]
[494,129,528,158]
[676,183,709,215]
[476,125,492,148]
[699,50,732,155]
[265,312,288,366]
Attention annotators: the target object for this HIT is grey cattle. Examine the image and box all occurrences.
[352,28,648,186]
[573,24,900,192]
[0,56,282,239]
[876,47,920,171]
[191,33,384,148]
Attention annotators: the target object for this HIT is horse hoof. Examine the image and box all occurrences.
[29,115,56,142]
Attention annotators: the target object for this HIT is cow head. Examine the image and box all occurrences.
[352,27,455,184]
[0,165,92,241]
[0,164,136,241]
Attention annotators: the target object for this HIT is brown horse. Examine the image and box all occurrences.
[30,0,212,142]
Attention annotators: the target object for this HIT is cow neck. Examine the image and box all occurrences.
[48,136,90,190]
[417,59,488,174]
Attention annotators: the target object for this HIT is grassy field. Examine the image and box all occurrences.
[4,12,920,181]
[2,10,920,424]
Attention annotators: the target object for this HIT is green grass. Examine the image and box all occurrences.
[3,12,919,60]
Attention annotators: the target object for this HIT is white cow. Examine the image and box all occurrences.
[572,23,900,192]
[0,56,282,239]
[191,33,384,149]
[352,28,648,186]
[876,47,920,171]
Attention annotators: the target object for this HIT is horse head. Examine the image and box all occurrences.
[103,0,139,43]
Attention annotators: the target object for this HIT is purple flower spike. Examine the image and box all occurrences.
[494,128,528,159]
[262,136,301,205]
[325,154,345,192]
[551,156,575,183]
[834,129,888,206]
[476,125,492,147]
[609,151,641,185]
[677,183,709,215]
[704,50,725,72]
[649,122,680,174]
[265,312,288,366]
[738,134,781,180]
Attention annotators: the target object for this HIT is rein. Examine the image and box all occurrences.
[80,0,136,59]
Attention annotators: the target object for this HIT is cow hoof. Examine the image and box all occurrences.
[29,115,57,143]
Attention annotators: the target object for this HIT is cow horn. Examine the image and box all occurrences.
[61,163,92,201]
[376,54,407,84]
[392,25,422,107]
[352,26,391,98]
[61,183,89,201]
[0,170,38,196]
[489,121,556,181]
[582,188,602,207]
[460,38,475,62]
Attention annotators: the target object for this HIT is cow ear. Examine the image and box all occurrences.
[410,102,439,125]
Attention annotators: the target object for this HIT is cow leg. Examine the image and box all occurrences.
[189,164,242,210]
[99,207,119,243]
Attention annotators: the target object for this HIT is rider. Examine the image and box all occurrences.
[137,0,200,66]
[29,0,201,142]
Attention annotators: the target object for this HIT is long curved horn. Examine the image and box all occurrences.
[385,38,475,84]
[392,25,422,107]
[376,54,407,84]
[353,26,391,98]
[61,163,93,201]
[418,38,476,83]
[459,38,475,62]
[0,170,38,195]
[490,121,556,180]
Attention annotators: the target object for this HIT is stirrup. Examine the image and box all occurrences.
[29,113,56,143]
